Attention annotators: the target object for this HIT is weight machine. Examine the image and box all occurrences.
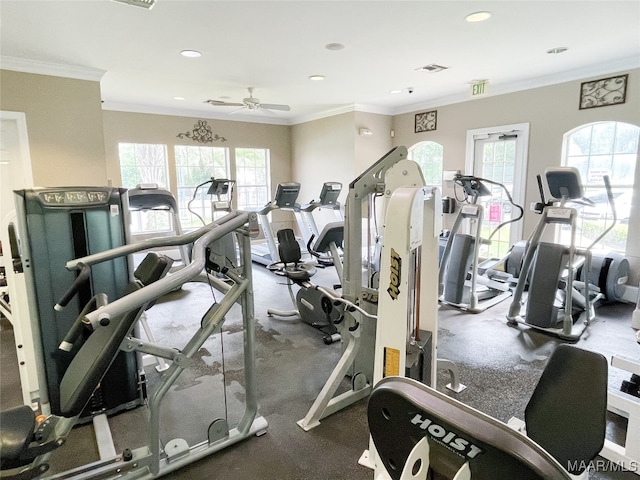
[507,167,618,341]
[297,147,463,433]
[0,210,268,480]
[368,345,608,479]
[438,174,523,313]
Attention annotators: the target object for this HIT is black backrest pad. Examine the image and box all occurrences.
[59,283,143,417]
[59,252,172,417]
[525,345,608,475]
[368,377,573,480]
[277,229,301,264]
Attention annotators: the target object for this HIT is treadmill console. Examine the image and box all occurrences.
[274,182,301,208]
[319,182,342,206]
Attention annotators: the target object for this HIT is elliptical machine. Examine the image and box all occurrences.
[438,174,523,313]
[506,167,617,341]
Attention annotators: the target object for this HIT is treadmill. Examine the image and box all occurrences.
[251,182,301,266]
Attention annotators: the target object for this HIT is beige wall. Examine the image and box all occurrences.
[392,68,640,269]
[354,111,393,176]
[291,112,355,206]
[291,111,393,201]
[0,70,106,186]
[290,111,393,229]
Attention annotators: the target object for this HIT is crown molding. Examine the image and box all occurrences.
[393,55,640,116]
[0,56,105,81]
[102,101,290,126]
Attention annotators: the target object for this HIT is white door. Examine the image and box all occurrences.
[1,111,34,219]
[465,123,529,258]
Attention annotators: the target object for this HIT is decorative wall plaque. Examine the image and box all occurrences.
[579,74,628,110]
[177,120,227,143]
[415,111,437,133]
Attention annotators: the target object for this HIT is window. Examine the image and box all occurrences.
[408,141,443,187]
[235,147,270,210]
[118,143,170,233]
[175,145,229,228]
[562,122,638,252]
[118,143,272,231]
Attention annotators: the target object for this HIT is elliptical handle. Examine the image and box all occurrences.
[54,263,91,311]
[586,175,617,251]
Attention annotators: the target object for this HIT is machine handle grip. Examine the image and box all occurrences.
[54,264,91,311]
[58,293,109,351]
[306,234,323,259]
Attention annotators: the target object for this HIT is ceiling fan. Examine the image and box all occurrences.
[205,88,290,113]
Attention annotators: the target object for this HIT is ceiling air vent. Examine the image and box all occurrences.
[416,64,448,73]
[111,0,156,9]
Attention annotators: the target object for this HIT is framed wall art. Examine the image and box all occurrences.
[579,74,628,110]
[415,110,437,133]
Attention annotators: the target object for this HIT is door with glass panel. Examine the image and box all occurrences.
[466,124,529,259]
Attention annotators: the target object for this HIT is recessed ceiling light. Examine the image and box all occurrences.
[180,50,202,58]
[546,47,568,54]
[390,89,403,94]
[173,96,185,100]
[325,43,345,51]
[465,11,492,23]
[309,75,325,81]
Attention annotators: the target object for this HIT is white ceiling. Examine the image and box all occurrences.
[1,0,639,125]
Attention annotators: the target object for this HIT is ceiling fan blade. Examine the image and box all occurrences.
[260,103,291,111]
[205,99,244,107]
[228,106,247,115]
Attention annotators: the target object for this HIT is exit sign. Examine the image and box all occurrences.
[471,80,489,97]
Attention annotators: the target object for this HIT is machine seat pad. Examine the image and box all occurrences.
[525,344,608,475]
[0,405,35,467]
[283,265,315,282]
[369,377,574,480]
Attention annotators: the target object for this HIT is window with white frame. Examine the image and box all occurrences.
[118,143,170,233]
[235,147,271,210]
[561,121,638,252]
[408,141,443,187]
[175,145,229,227]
